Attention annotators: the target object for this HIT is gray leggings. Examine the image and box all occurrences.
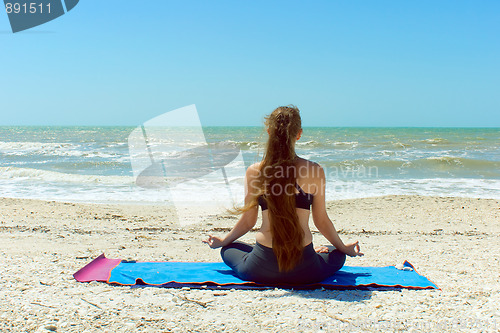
[221,241,346,285]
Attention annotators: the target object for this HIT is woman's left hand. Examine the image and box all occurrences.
[202,235,225,249]
[343,241,364,257]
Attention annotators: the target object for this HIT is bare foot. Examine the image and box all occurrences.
[314,246,329,253]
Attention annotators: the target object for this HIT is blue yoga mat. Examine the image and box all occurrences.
[106,260,438,290]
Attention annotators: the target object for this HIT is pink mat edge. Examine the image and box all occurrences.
[73,253,121,282]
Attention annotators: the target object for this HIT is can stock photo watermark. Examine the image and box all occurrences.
[3,0,79,33]
[128,105,246,226]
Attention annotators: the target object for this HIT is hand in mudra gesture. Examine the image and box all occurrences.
[202,235,225,249]
[344,241,364,257]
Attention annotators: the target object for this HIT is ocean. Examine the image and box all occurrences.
[0,126,499,205]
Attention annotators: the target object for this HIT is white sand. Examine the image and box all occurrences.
[0,195,498,332]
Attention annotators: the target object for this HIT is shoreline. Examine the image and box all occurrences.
[1,195,498,331]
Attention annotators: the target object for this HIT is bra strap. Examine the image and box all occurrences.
[295,182,306,195]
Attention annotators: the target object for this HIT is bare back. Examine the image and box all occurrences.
[254,157,321,248]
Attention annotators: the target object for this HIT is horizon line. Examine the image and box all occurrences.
[0,124,499,129]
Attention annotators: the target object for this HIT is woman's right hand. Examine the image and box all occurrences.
[343,241,364,257]
[202,234,225,249]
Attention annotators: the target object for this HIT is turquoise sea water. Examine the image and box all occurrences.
[0,126,499,203]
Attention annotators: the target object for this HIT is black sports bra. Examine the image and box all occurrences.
[258,183,313,211]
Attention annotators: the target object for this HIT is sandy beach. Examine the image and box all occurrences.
[0,195,498,332]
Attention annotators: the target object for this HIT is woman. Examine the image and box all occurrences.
[203,105,363,285]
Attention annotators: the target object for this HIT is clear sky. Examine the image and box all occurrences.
[0,0,499,127]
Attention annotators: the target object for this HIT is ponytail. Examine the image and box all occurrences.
[261,106,304,272]
[230,105,304,272]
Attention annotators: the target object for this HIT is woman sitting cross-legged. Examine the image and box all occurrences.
[203,105,363,285]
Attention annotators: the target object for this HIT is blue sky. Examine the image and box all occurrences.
[0,1,499,127]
